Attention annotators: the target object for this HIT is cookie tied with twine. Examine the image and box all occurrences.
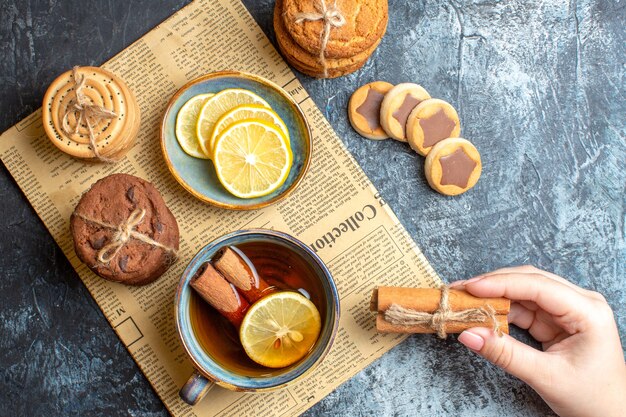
[43,66,140,162]
[276,0,388,78]
[71,174,180,286]
[73,208,178,265]
[371,286,510,337]
[293,0,346,78]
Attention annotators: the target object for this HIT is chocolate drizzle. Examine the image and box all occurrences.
[392,95,421,136]
[356,88,386,130]
[420,108,457,147]
[439,148,477,188]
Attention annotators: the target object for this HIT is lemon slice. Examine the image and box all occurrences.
[175,93,214,159]
[196,89,270,157]
[213,119,293,198]
[209,104,290,156]
[239,291,321,368]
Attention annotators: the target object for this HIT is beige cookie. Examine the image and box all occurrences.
[424,138,481,196]
[407,99,461,156]
[348,81,394,139]
[274,0,380,77]
[379,83,430,142]
[282,0,388,59]
[42,66,139,161]
[277,38,370,78]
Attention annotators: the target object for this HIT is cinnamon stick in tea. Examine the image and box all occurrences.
[371,287,510,336]
[190,262,249,328]
[213,246,274,303]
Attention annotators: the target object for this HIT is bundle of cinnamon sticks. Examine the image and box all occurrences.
[370,286,510,337]
[190,247,274,327]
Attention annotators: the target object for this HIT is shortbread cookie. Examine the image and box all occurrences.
[424,138,481,196]
[285,51,368,78]
[380,83,430,142]
[71,174,179,285]
[276,31,369,78]
[348,81,393,139]
[43,66,140,161]
[276,29,373,78]
[282,0,388,59]
[407,99,461,156]
[274,0,379,75]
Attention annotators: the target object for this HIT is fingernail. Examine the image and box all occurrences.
[448,280,466,288]
[464,276,484,285]
[458,330,485,351]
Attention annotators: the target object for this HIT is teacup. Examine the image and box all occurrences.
[175,229,340,405]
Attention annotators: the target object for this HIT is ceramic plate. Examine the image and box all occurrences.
[161,71,312,210]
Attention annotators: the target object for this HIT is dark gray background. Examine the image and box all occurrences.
[1,0,624,416]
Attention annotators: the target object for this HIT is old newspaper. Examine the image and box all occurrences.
[0,0,440,415]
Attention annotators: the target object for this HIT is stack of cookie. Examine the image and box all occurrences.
[71,174,179,286]
[349,81,482,196]
[42,66,140,162]
[274,0,388,79]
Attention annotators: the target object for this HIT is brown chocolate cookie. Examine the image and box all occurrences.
[71,173,179,285]
[282,0,388,59]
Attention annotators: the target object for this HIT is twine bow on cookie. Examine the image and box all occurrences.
[74,208,178,265]
[294,0,346,78]
[384,285,501,339]
[61,66,118,163]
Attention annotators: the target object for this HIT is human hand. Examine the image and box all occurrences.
[450,266,626,417]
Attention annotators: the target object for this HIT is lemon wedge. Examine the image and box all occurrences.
[239,291,321,368]
[213,119,292,198]
[196,89,269,157]
[209,104,290,157]
[175,93,214,159]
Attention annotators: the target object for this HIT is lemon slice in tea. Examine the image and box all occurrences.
[175,93,214,159]
[213,119,292,198]
[196,88,270,157]
[239,291,321,368]
[209,104,290,157]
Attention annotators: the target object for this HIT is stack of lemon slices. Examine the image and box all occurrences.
[175,89,293,198]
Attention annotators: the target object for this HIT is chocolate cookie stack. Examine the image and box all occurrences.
[274,0,388,78]
[71,174,179,286]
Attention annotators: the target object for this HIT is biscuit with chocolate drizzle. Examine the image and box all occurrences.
[424,138,481,195]
[379,83,431,142]
[407,99,461,156]
[348,81,393,139]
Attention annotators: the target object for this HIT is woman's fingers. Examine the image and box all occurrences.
[509,302,564,343]
[458,327,549,387]
[508,302,535,329]
[542,331,570,351]
[472,265,604,301]
[463,273,591,333]
[528,310,564,343]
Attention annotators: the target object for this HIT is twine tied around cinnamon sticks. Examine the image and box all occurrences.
[294,0,346,77]
[74,208,178,264]
[61,66,118,163]
[384,286,501,339]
